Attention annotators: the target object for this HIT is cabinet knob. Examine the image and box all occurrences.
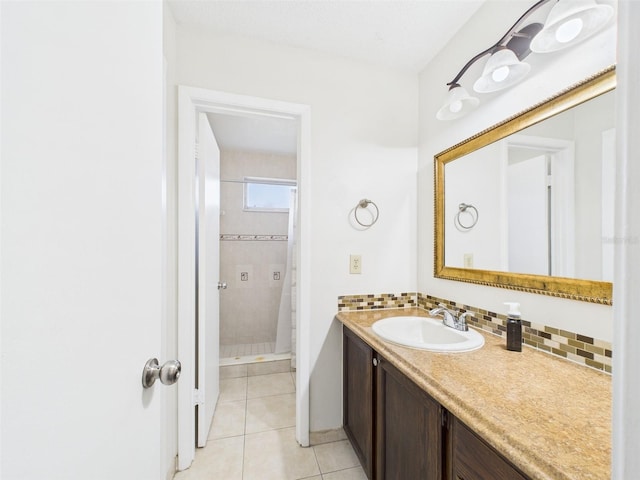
[372,357,379,367]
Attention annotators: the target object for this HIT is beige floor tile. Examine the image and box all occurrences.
[243,427,320,480]
[173,436,244,480]
[220,364,248,379]
[247,372,295,398]
[245,393,295,433]
[310,427,347,445]
[208,400,246,440]
[247,359,291,376]
[322,466,368,480]
[219,377,247,403]
[313,439,360,473]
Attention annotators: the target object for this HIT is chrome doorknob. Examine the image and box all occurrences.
[142,358,181,388]
[217,281,227,290]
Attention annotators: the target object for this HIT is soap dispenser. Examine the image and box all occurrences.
[504,302,522,352]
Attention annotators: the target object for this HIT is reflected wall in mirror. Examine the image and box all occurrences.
[435,67,615,304]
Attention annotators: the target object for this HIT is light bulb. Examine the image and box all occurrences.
[449,100,463,113]
[491,66,510,83]
[555,18,583,43]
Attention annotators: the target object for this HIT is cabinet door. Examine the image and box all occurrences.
[376,356,443,480]
[343,326,375,479]
[450,416,529,480]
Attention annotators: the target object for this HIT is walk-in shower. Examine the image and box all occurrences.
[218,149,297,367]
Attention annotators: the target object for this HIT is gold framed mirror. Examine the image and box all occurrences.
[434,66,615,305]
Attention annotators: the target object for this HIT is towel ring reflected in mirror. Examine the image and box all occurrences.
[454,203,479,230]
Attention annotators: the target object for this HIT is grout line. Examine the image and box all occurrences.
[241,395,247,479]
[310,440,322,477]
[246,390,296,401]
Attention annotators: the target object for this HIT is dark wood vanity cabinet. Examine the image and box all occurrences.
[376,355,442,480]
[449,416,528,480]
[343,326,442,480]
[343,326,375,478]
[343,325,530,480]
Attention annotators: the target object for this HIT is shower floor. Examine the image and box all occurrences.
[220,342,275,358]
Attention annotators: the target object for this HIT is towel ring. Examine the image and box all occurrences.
[354,199,379,228]
[455,203,478,230]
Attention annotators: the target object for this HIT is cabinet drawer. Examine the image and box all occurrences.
[450,417,528,480]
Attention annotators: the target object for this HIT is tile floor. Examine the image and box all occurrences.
[174,359,366,480]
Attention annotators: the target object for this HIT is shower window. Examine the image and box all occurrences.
[243,177,296,212]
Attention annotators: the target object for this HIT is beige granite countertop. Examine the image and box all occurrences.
[337,308,611,480]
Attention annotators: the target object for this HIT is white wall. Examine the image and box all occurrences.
[419,1,617,342]
[175,27,419,430]
[573,92,616,279]
[444,141,503,270]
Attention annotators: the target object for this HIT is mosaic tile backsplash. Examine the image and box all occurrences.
[338,292,417,311]
[338,291,612,373]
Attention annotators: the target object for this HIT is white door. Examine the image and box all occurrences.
[197,113,221,446]
[1,1,167,479]
[507,154,549,275]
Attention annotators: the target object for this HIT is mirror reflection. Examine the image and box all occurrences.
[445,90,614,282]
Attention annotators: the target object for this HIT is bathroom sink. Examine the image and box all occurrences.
[371,315,484,353]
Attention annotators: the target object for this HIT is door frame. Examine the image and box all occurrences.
[500,134,575,276]
[177,86,311,469]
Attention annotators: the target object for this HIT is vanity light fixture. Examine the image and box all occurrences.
[436,83,480,121]
[437,0,614,121]
[473,47,532,93]
[530,0,614,52]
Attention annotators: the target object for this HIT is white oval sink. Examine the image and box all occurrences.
[371,315,484,353]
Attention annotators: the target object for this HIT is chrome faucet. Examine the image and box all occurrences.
[428,303,471,332]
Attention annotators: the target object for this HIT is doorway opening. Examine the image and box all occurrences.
[502,134,575,277]
[177,87,311,471]
[208,110,299,369]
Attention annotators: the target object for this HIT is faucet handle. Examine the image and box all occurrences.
[458,312,473,329]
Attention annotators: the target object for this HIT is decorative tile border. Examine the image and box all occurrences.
[336,291,612,373]
[417,293,612,374]
[220,234,288,241]
[338,292,417,311]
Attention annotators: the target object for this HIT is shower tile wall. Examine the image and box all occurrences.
[220,150,296,348]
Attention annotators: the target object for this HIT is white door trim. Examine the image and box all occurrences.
[502,134,575,276]
[177,87,311,469]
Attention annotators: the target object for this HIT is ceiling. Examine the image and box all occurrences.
[169,0,487,154]
[168,0,486,73]
[206,112,297,156]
